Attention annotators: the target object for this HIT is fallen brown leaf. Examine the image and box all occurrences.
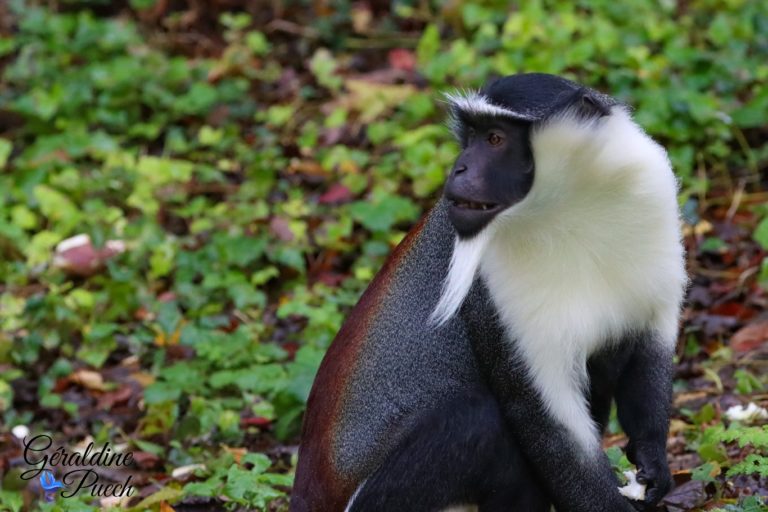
[388,48,417,71]
[270,217,294,242]
[70,369,107,391]
[97,385,134,410]
[730,319,768,352]
[53,234,126,277]
[660,479,707,511]
[133,451,161,469]
[318,183,352,204]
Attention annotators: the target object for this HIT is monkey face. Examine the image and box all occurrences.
[445,116,534,239]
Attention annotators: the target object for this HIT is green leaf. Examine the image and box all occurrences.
[143,382,182,404]
[33,185,81,230]
[183,479,220,498]
[26,230,63,267]
[130,485,183,509]
[245,31,270,55]
[0,490,23,512]
[132,438,166,456]
[0,138,11,169]
[732,88,768,128]
[349,195,420,233]
[309,49,342,92]
[129,0,158,9]
[0,379,13,412]
[176,83,219,115]
[754,217,768,250]
[691,461,720,484]
[242,452,271,472]
[417,24,440,65]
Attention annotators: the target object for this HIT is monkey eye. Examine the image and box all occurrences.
[487,132,504,146]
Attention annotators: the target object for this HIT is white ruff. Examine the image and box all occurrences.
[430,229,492,326]
[434,106,687,453]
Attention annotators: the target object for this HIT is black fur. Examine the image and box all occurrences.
[349,389,550,512]
[346,279,672,512]
[483,73,617,121]
[449,74,618,140]
[616,339,675,505]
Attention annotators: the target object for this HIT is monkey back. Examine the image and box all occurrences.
[292,200,483,511]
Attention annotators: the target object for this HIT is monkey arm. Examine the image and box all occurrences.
[464,287,636,512]
[615,339,674,507]
[478,346,636,512]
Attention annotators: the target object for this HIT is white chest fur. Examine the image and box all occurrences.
[481,109,685,453]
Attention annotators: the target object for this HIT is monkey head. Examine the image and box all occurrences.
[444,74,614,239]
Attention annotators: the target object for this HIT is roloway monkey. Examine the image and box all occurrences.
[291,73,687,512]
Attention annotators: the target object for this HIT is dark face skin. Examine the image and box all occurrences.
[445,115,535,238]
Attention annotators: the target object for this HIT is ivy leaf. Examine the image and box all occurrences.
[349,195,420,233]
[754,217,768,250]
[0,139,11,169]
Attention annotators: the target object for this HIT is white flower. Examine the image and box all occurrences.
[11,425,30,440]
[725,403,768,424]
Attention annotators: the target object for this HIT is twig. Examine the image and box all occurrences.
[344,35,420,49]
[737,265,759,288]
[687,265,741,280]
[705,191,768,207]
[267,19,320,39]
[731,125,759,176]
[726,178,746,221]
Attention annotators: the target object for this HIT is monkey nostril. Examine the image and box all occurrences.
[454,164,468,174]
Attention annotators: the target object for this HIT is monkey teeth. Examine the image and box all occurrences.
[453,200,496,211]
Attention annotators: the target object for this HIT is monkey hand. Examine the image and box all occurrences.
[625,440,673,510]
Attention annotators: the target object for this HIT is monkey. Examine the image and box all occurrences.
[291,73,686,512]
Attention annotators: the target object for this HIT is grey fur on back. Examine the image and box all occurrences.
[332,198,484,480]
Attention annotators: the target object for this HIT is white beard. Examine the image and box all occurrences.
[429,227,493,326]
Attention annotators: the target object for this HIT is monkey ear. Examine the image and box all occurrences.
[544,88,613,123]
[575,92,611,119]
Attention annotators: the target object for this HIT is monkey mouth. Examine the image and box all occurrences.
[450,198,499,211]
[446,194,504,238]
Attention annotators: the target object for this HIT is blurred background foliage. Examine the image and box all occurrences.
[0,0,767,510]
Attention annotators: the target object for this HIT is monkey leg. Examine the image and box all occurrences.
[345,390,551,512]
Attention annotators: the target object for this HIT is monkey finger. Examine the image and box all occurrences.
[635,471,652,485]
[644,486,659,504]
[644,480,672,508]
